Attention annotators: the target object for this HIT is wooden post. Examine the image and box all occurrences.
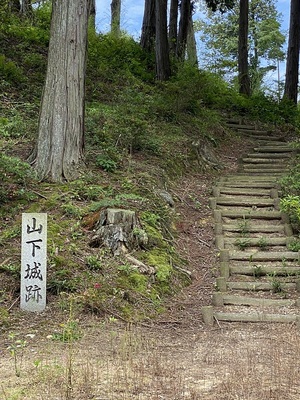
[212,292,224,307]
[216,277,227,292]
[202,306,214,326]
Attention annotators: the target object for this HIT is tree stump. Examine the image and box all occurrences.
[89,208,148,256]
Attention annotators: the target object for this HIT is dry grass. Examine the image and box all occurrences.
[1,319,300,399]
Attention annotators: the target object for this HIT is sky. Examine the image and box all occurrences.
[95,0,291,37]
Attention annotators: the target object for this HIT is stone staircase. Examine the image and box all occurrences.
[202,120,300,326]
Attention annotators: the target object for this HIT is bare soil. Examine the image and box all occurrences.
[2,135,300,399]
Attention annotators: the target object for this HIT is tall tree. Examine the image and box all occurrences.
[111,0,121,36]
[141,0,156,52]
[187,3,198,65]
[20,0,32,14]
[283,0,300,103]
[177,0,191,60]
[168,0,178,55]
[33,0,90,182]
[89,0,96,30]
[155,0,170,80]
[238,0,250,95]
[198,0,285,92]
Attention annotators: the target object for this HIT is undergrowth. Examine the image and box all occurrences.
[1,4,299,327]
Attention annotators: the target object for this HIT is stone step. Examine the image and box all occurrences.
[230,265,300,276]
[247,152,292,159]
[212,292,298,308]
[202,306,299,325]
[226,250,299,262]
[226,123,256,130]
[212,197,275,208]
[243,164,287,170]
[216,210,283,220]
[253,146,294,153]
[227,281,296,291]
[218,181,278,189]
[225,236,288,247]
[237,170,285,176]
[237,131,283,141]
[223,174,280,181]
[214,187,272,196]
[242,157,288,164]
[214,311,299,324]
[220,223,286,234]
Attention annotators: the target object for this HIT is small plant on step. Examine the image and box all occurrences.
[287,238,300,252]
[257,236,268,251]
[253,265,264,278]
[270,273,283,294]
[235,238,250,251]
[237,217,251,236]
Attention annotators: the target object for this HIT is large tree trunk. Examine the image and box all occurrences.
[186,2,197,65]
[110,0,121,36]
[168,0,178,56]
[177,0,191,61]
[155,0,171,80]
[283,0,300,104]
[89,0,96,30]
[140,0,156,52]
[34,0,89,182]
[238,0,251,96]
[9,0,21,13]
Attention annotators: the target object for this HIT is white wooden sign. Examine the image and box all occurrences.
[21,213,47,312]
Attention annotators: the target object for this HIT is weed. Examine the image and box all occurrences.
[7,333,27,377]
[86,255,102,270]
[257,236,268,251]
[52,320,82,343]
[237,217,251,236]
[95,154,117,172]
[270,274,284,294]
[235,238,250,251]
[288,239,300,252]
[253,265,264,278]
[61,203,83,218]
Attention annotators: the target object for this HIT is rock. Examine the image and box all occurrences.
[158,190,175,207]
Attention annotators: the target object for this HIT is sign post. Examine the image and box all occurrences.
[21,213,47,312]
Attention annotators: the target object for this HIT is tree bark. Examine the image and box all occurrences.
[238,0,251,96]
[186,2,197,65]
[168,0,178,56]
[141,0,156,52]
[283,0,300,104]
[9,0,21,13]
[155,0,171,80]
[177,0,191,61]
[34,0,89,182]
[110,0,121,36]
[89,0,96,30]
[20,0,32,14]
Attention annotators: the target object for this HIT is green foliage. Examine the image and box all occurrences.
[87,32,154,87]
[86,255,102,271]
[235,238,250,251]
[257,237,268,251]
[253,265,264,278]
[280,195,300,232]
[287,239,300,252]
[95,154,117,172]
[52,320,82,343]
[198,0,285,93]
[0,54,24,84]
[0,154,33,203]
